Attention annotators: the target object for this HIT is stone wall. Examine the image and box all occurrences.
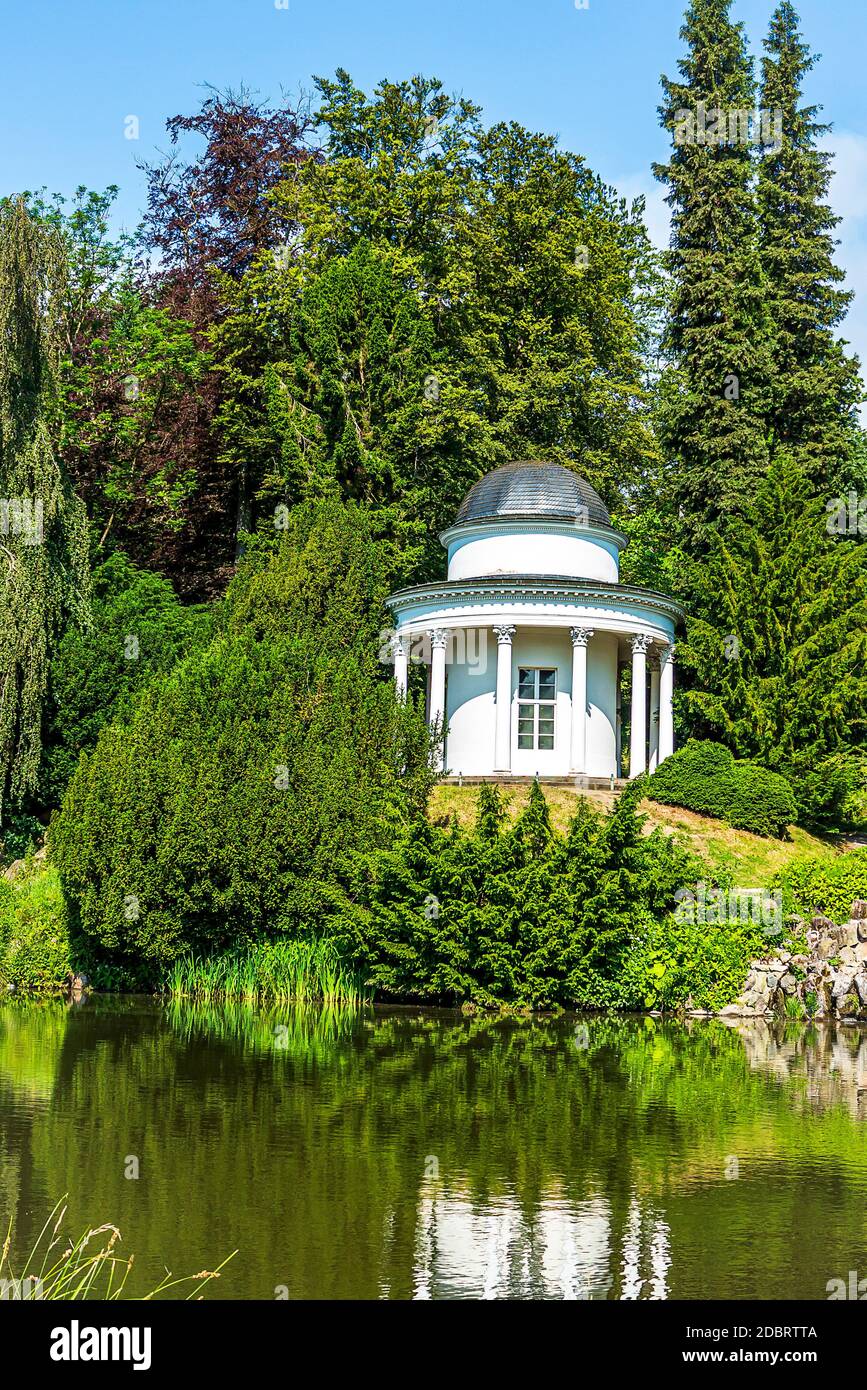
[722,900,867,1021]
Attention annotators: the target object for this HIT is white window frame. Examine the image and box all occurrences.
[517,667,557,751]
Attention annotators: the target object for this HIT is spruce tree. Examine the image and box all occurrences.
[0,200,91,820]
[677,453,867,823]
[758,1,863,493]
[654,0,773,551]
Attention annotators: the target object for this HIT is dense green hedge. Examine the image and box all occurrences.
[647,740,797,838]
[776,849,867,924]
[331,780,718,1009]
[0,864,73,996]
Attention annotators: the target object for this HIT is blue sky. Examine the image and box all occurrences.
[4,0,867,379]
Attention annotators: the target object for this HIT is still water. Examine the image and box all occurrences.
[2,999,867,1300]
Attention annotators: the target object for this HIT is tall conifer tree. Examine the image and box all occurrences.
[758,1,863,493]
[0,200,91,819]
[654,0,772,551]
[678,453,867,824]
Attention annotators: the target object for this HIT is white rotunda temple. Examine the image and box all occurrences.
[386,460,683,782]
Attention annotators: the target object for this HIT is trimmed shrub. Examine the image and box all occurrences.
[776,849,867,924]
[0,864,73,996]
[648,740,797,838]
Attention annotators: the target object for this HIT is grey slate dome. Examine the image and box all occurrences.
[454,460,611,529]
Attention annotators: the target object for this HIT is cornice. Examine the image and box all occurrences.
[386,575,686,622]
[439,516,629,551]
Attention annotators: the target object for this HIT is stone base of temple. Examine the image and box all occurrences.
[438,774,630,790]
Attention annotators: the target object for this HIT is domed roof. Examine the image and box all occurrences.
[454,460,611,529]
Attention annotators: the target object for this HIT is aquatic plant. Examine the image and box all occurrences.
[164,937,370,1006]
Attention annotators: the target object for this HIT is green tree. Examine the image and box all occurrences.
[41,553,210,810]
[677,454,867,824]
[216,71,658,581]
[0,200,91,821]
[757,1,864,492]
[52,499,432,986]
[654,0,773,551]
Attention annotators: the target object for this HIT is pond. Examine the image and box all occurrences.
[1,999,867,1300]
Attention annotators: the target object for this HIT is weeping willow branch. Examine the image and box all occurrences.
[0,199,91,820]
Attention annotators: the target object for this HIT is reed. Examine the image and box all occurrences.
[0,1199,235,1300]
[164,938,371,1006]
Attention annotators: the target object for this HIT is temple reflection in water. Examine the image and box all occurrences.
[407,1186,670,1301]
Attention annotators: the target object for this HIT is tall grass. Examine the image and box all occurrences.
[1,1198,235,1300]
[164,938,371,1006]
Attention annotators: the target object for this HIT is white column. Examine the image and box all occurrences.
[393,633,408,701]
[429,629,449,770]
[615,664,623,777]
[658,642,675,766]
[648,654,661,773]
[493,625,516,772]
[569,627,594,775]
[629,634,652,779]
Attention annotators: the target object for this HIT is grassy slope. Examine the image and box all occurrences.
[429,783,838,884]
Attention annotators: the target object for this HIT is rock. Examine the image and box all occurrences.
[855,975,867,1007]
[858,921,867,944]
[2,843,48,883]
[856,943,867,963]
[719,1004,743,1017]
[842,924,860,948]
[780,973,798,995]
[841,947,858,966]
[851,901,867,921]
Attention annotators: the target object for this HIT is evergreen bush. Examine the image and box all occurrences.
[648,740,797,838]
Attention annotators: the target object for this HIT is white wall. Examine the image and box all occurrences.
[445,523,622,585]
[444,627,618,778]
